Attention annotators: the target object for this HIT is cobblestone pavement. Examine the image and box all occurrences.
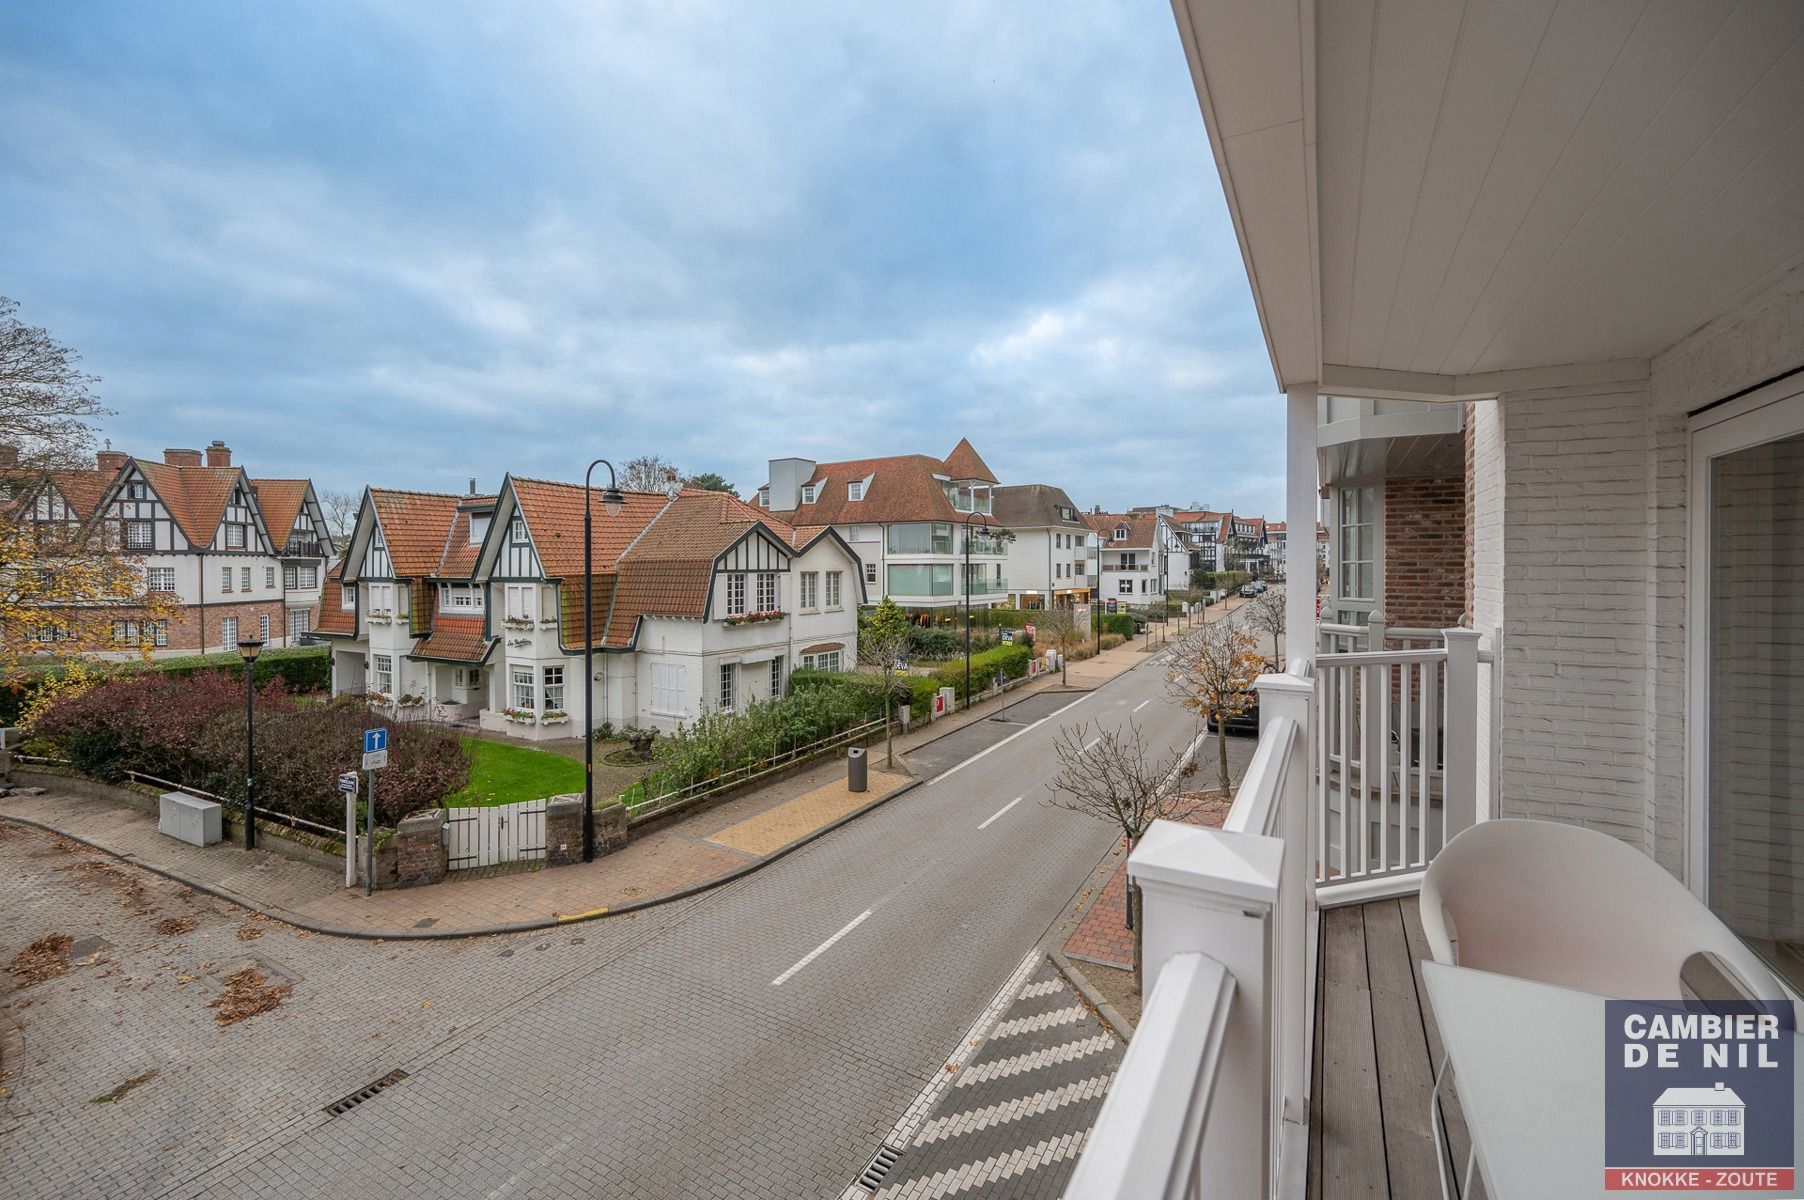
[0,646,1197,1199]
[865,955,1125,1200]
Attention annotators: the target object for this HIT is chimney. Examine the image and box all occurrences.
[205,440,231,468]
[164,448,203,467]
[96,450,130,473]
[0,445,16,468]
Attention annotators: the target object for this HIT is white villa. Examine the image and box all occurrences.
[319,479,863,736]
[1653,1084,1745,1157]
[1070,3,1804,1198]
[1082,511,1178,607]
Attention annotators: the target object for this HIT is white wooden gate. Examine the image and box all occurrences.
[446,797,548,870]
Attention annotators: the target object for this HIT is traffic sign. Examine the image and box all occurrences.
[362,749,388,771]
[362,728,388,755]
[337,772,358,795]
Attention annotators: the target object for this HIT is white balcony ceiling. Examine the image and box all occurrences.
[1175,0,1804,390]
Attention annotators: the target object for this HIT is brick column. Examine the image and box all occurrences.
[392,808,447,888]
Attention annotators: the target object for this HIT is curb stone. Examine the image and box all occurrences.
[1049,949,1135,1042]
[0,771,926,942]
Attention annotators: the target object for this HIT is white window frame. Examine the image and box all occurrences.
[800,483,818,505]
[847,479,865,502]
[221,565,233,592]
[225,523,246,550]
[283,565,297,589]
[825,571,841,608]
[756,572,779,612]
[124,521,153,550]
[265,566,276,589]
[506,584,536,621]
[240,566,251,592]
[220,616,238,650]
[864,560,877,586]
[651,662,684,716]
[342,583,356,610]
[258,613,270,641]
[770,656,783,697]
[290,609,309,640]
[1685,377,1804,903]
[542,665,565,712]
[511,665,535,711]
[718,662,735,711]
[725,572,747,616]
[799,571,818,610]
[299,564,317,588]
[147,567,175,592]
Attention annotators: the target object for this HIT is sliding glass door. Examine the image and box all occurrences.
[1693,383,1804,988]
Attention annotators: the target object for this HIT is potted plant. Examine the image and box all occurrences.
[503,706,537,724]
[540,709,570,725]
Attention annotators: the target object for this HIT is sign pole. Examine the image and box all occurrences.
[343,784,356,888]
[364,768,375,898]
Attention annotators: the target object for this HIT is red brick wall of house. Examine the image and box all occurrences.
[1384,475,1467,630]
[166,598,304,653]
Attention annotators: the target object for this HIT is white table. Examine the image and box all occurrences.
[1422,962,1804,1200]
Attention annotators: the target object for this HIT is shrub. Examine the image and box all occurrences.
[930,642,1032,704]
[1098,633,1126,651]
[906,625,959,659]
[637,681,882,799]
[151,646,332,692]
[26,676,468,828]
[1090,613,1136,639]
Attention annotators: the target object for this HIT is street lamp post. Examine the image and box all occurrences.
[962,509,994,702]
[582,459,626,864]
[237,638,264,850]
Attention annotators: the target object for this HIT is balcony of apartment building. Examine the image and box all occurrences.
[280,534,328,559]
[1067,1,1804,1194]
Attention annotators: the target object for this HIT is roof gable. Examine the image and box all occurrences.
[129,460,255,548]
[368,489,461,578]
[941,437,998,484]
[777,453,961,526]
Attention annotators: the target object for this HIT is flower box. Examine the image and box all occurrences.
[539,710,570,726]
[722,609,785,627]
[501,617,534,631]
[502,706,538,724]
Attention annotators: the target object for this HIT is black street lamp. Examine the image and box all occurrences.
[962,509,994,702]
[582,459,626,863]
[237,637,264,849]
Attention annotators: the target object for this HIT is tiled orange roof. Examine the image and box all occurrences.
[314,575,356,636]
[1084,512,1156,548]
[369,489,461,578]
[411,614,491,663]
[435,509,483,578]
[941,437,999,484]
[134,460,244,548]
[775,453,960,527]
[250,479,310,545]
[510,477,673,579]
[50,469,115,519]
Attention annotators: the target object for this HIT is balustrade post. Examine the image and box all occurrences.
[1131,819,1283,1198]
[1441,628,1481,844]
[1255,669,1313,1128]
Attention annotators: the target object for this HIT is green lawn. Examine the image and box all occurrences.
[450,737,587,807]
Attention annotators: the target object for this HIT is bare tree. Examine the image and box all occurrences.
[1043,718,1191,850]
[1031,607,1075,685]
[319,488,361,543]
[1165,621,1265,795]
[622,455,681,493]
[0,297,112,471]
[1244,589,1286,668]
[857,608,915,769]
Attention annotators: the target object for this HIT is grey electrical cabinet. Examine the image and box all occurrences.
[158,791,222,847]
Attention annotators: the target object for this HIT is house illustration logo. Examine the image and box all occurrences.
[1605,1000,1794,1192]
[1653,1083,1745,1157]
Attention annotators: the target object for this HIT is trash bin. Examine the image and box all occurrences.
[847,746,868,793]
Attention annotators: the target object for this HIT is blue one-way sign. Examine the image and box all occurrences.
[363,728,387,754]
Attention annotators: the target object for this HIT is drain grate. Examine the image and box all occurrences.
[323,1069,409,1116]
[858,1143,903,1191]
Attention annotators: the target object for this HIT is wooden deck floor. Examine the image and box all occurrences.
[1309,895,1475,1200]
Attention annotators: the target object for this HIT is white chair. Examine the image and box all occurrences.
[1419,818,1790,1198]
[1420,817,1783,1001]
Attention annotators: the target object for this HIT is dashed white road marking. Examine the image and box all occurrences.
[987,1004,1088,1040]
[1131,699,1151,713]
[1079,736,1100,754]
[771,909,871,986]
[911,1074,1114,1146]
[954,1033,1116,1087]
[976,796,1022,830]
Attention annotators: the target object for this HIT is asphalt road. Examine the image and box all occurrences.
[1,601,1266,1200]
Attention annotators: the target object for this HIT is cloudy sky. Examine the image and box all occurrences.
[1,2,1283,514]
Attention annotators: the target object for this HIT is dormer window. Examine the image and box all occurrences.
[800,482,819,505]
[757,486,770,508]
[511,518,527,542]
[1114,526,1128,541]
[847,479,865,502]
[127,482,148,500]
[341,583,356,610]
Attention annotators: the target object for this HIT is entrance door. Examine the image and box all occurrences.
[1690,380,1804,989]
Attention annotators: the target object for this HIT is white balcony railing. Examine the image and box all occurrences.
[1069,629,1485,1199]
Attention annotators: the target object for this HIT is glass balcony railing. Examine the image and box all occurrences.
[964,535,1009,556]
[964,576,1009,595]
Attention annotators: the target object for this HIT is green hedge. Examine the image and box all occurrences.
[1089,613,1136,639]
[930,642,1033,705]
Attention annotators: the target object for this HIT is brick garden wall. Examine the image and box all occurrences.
[1381,475,1466,630]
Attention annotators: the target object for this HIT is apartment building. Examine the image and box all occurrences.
[320,478,863,736]
[759,437,1009,617]
[990,483,1095,609]
[1082,510,1176,605]
[6,440,333,654]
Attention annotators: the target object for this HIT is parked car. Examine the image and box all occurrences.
[1251,580,1268,594]
[1207,695,1260,736]
[1240,584,1259,598]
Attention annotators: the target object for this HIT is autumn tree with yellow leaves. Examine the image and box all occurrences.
[1164,620,1265,794]
[0,296,172,683]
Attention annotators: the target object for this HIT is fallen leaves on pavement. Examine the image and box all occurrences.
[207,967,291,1026]
[91,1069,158,1104]
[152,917,197,938]
[8,933,72,986]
